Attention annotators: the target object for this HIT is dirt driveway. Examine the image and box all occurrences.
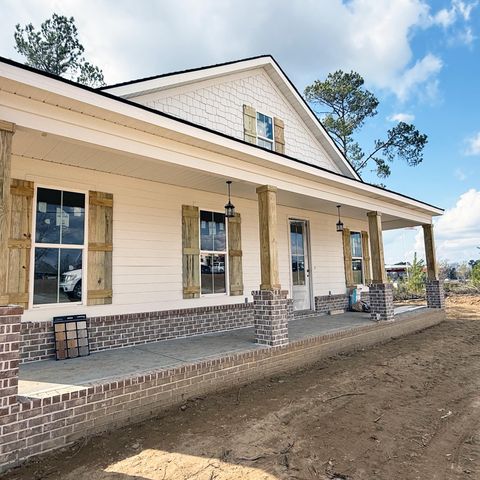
[3,296,480,480]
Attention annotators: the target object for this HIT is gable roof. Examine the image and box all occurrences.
[100,55,361,180]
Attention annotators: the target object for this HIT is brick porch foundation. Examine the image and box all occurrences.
[252,289,292,346]
[426,280,445,309]
[369,283,394,321]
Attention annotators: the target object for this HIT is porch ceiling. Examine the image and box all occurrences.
[12,127,424,229]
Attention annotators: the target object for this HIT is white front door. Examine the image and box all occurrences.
[290,220,312,311]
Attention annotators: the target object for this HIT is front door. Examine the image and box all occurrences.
[289,220,312,311]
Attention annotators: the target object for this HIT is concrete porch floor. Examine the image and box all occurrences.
[18,307,426,399]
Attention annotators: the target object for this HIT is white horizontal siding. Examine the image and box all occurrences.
[13,157,367,322]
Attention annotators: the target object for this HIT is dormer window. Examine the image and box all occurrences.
[256,112,274,150]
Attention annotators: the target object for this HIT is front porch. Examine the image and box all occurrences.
[19,305,424,399]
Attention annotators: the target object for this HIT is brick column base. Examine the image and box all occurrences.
[0,306,22,415]
[369,283,394,322]
[426,280,445,309]
[252,289,292,346]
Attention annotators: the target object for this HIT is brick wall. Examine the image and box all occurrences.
[426,280,445,309]
[369,283,394,321]
[0,307,445,472]
[315,294,349,314]
[20,303,253,363]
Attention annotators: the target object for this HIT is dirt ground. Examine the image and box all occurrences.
[3,296,480,480]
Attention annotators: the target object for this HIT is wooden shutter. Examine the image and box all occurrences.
[274,117,285,154]
[182,205,200,299]
[361,230,371,284]
[228,213,243,296]
[342,227,354,288]
[87,191,113,305]
[2,179,34,307]
[243,105,257,144]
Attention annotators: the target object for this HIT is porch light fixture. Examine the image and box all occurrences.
[336,205,344,232]
[225,181,236,218]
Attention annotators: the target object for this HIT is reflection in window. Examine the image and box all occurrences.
[350,232,364,284]
[33,188,85,305]
[291,222,306,286]
[200,211,227,294]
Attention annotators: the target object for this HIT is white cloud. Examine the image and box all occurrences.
[392,54,443,101]
[433,7,457,28]
[465,132,480,155]
[388,112,415,122]
[431,0,477,27]
[458,26,476,45]
[0,0,443,100]
[454,168,467,181]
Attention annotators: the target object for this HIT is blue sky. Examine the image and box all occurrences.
[1,0,479,264]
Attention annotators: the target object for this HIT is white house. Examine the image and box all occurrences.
[0,55,444,362]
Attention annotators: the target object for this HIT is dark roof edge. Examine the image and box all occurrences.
[0,55,444,213]
[98,54,273,90]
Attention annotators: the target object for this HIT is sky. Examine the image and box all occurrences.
[1,0,479,265]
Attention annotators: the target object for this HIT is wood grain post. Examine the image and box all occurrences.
[423,224,445,308]
[256,185,280,290]
[0,121,15,305]
[367,211,387,284]
[422,224,438,281]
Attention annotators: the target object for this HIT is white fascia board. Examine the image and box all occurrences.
[0,60,442,218]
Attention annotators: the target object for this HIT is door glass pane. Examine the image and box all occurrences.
[59,249,83,303]
[36,188,61,244]
[352,259,363,284]
[292,255,306,286]
[62,191,85,245]
[350,232,362,258]
[34,248,59,304]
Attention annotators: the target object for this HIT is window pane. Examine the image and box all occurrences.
[213,212,226,252]
[62,191,85,245]
[59,249,83,303]
[34,248,59,304]
[257,138,273,150]
[350,232,362,258]
[36,188,61,244]
[352,259,363,284]
[257,112,273,140]
[201,253,213,294]
[212,254,226,293]
[200,211,213,251]
[292,255,305,286]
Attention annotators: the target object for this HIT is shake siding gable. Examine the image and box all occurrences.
[130,69,343,174]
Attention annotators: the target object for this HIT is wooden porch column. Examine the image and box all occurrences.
[422,223,445,308]
[253,185,290,347]
[367,211,387,283]
[367,211,393,321]
[256,185,280,290]
[422,224,438,281]
[0,121,15,305]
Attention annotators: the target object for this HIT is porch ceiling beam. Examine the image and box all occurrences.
[1,91,434,224]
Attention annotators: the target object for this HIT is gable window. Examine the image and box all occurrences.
[33,187,86,305]
[200,210,227,294]
[350,231,363,285]
[256,112,274,150]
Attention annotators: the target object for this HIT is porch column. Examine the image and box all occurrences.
[0,121,15,305]
[422,224,445,309]
[367,211,394,321]
[252,185,291,347]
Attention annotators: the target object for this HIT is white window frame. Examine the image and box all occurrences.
[30,184,88,309]
[350,231,364,285]
[199,209,229,297]
[256,111,275,151]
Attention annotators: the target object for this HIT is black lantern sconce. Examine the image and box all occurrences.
[225,181,236,218]
[336,205,344,232]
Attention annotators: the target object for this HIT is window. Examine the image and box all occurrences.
[350,231,363,284]
[33,188,86,305]
[200,210,227,294]
[256,112,274,150]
